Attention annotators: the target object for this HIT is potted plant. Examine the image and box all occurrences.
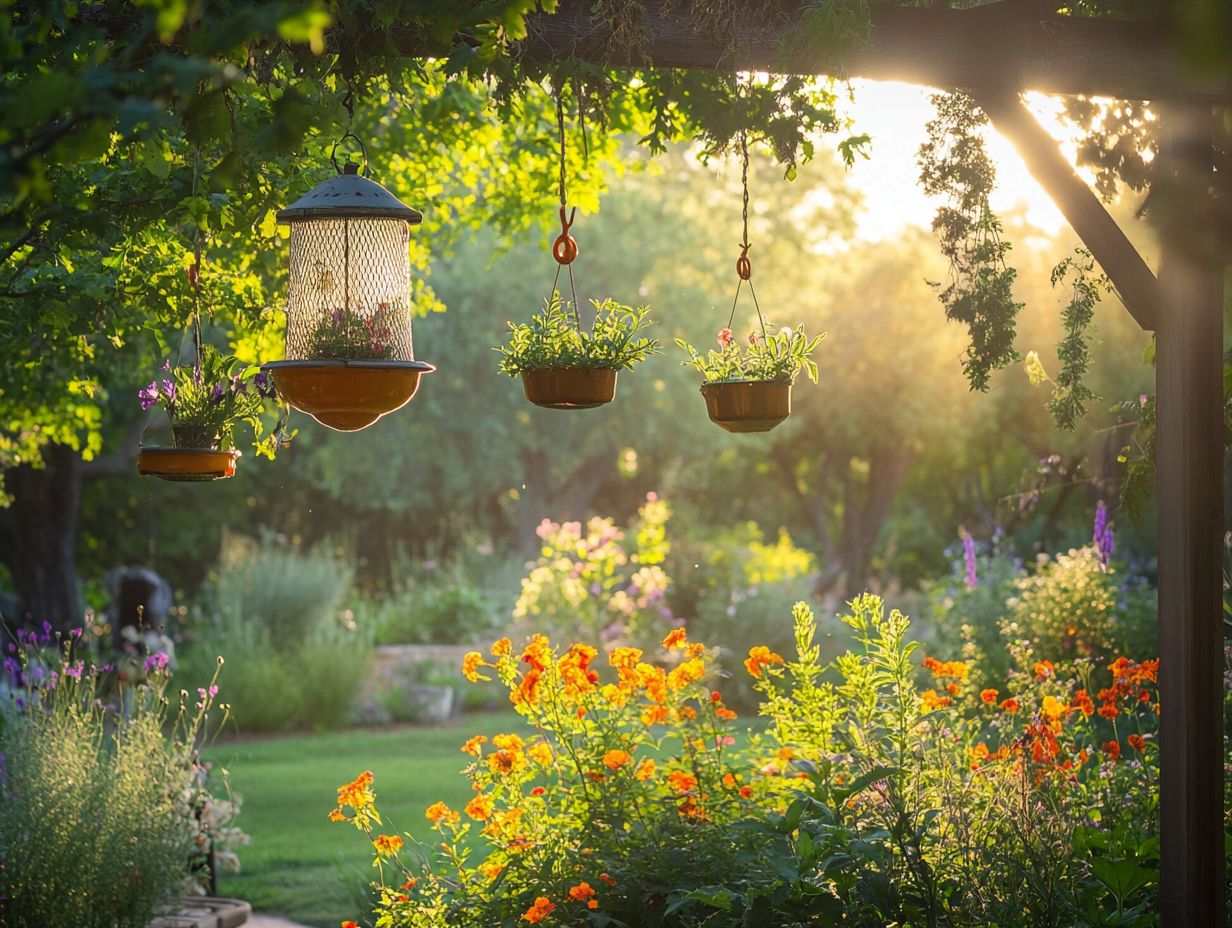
[676,324,824,432]
[137,346,280,481]
[497,293,657,409]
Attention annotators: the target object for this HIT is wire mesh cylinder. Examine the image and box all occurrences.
[284,217,415,361]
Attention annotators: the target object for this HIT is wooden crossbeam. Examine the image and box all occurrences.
[971,89,1159,330]
[521,1,1232,102]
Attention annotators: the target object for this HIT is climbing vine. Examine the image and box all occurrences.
[1047,248,1106,431]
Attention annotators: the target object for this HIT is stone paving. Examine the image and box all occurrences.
[248,916,316,928]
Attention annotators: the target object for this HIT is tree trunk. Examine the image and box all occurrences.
[3,443,84,632]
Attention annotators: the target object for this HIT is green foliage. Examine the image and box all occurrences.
[1047,249,1105,430]
[138,344,278,453]
[918,92,1023,391]
[182,535,371,732]
[676,324,823,384]
[496,293,658,375]
[0,639,226,928]
[305,304,403,361]
[372,584,499,646]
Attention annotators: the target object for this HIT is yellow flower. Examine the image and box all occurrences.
[662,627,688,649]
[491,637,512,657]
[527,741,553,766]
[461,735,487,756]
[493,733,525,751]
[667,657,705,690]
[336,771,375,811]
[462,651,488,682]
[745,646,785,679]
[635,758,656,781]
[1024,350,1049,385]
[609,646,644,670]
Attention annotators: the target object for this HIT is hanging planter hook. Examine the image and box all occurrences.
[329,131,369,175]
[553,205,578,265]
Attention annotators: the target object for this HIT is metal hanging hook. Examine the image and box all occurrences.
[329,131,369,175]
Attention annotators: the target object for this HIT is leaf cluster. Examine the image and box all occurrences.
[676,325,823,384]
[496,292,658,375]
[304,304,403,361]
[1046,248,1105,430]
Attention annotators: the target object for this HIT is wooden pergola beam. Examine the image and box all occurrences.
[970,88,1159,330]
[520,1,1232,102]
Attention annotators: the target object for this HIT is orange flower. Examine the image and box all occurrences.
[522,897,556,923]
[531,786,546,796]
[465,794,494,820]
[609,646,644,670]
[920,689,952,713]
[425,801,458,824]
[603,749,633,771]
[1000,697,1020,713]
[336,771,375,810]
[925,658,968,679]
[402,877,417,890]
[716,706,737,720]
[1098,702,1119,720]
[641,704,670,725]
[663,627,688,649]
[945,682,961,696]
[1102,740,1121,761]
[462,651,487,682]
[491,636,512,657]
[635,758,656,781]
[342,922,359,928]
[667,658,705,690]
[1034,660,1055,681]
[600,873,617,886]
[480,862,504,879]
[1128,733,1147,753]
[328,808,346,822]
[739,785,753,799]
[745,646,785,679]
[568,882,597,902]
[677,705,698,721]
[667,770,698,793]
[373,833,403,857]
[1071,689,1095,716]
[980,689,998,704]
[461,735,487,756]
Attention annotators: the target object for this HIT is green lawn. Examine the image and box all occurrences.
[204,712,527,927]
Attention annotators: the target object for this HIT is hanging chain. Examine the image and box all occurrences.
[726,115,769,346]
[190,142,204,379]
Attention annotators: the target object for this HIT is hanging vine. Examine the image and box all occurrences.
[1046,248,1105,430]
[918,92,1023,392]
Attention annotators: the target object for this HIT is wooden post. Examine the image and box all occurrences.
[1154,98,1225,928]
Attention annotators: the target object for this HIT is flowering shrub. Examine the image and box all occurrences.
[137,344,280,455]
[497,293,657,374]
[1,627,237,927]
[676,324,823,383]
[514,493,674,649]
[334,592,1213,927]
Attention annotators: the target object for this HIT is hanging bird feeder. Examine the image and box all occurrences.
[262,135,434,431]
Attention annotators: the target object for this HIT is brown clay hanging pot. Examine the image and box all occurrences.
[263,359,435,431]
[700,380,791,433]
[138,427,240,481]
[522,367,618,410]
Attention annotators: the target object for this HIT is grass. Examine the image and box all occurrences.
[204,711,528,927]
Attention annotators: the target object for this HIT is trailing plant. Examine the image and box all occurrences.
[918,92,1023,391]
[304,303,405,361]
[0,627,231,928]
[1022,248,1106,430]
[676,324,823,383]
[137,345,279,454]
[496,292,657,374]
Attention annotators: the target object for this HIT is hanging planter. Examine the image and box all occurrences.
[496,94,656,409]
[676,128,824,433]
[136,347,279,482]
[263,135,434,431]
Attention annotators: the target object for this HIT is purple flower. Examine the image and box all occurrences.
[137,381,161,409]
[1094,501,1116,566]
[254,371,277,398]
[39,620,52,643]
[161,358,172,372]
[211,383,226,404]
[145,651,171,672]
[160,378,176,401]
[961,531,978,590]
[63,660,84,679]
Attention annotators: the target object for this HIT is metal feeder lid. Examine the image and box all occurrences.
[277,163,423,224]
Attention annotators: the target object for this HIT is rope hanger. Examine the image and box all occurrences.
[549,85,583,331]
[725,110,770,346]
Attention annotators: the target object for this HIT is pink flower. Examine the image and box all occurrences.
[717,328,734,348]
[748,331,759,345]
